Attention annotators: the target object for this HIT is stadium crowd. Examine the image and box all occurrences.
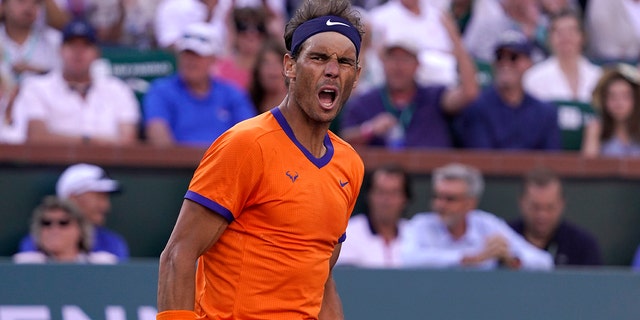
[2,0,640,268]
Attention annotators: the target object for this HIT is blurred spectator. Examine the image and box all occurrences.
[231,0,286,39]
[154,0,227,51]
[450,0,473,35]
[632,245,640,271]
[585,0,640,64]
[523,9,600,151]
[213,6,269,91]
[340,15,478,149]
[456,31,561,150]
[509,166,603,266]
[41,0,71,30]
[248,38,287,114]
[53,0,125,45]
[582,64,640,157]
[401,163,554,270]
[368,0,460,86]
[119,0,159,48]
[1,0,62,83]
[13,196,118,264]
[338,164,413,268]
[11,19,140,145]
[350,5,384,97]
[18,163,129,262]
[523,10,601,103]
[143,22,255,147]
[463,0,547,63]
[0,60,22,144]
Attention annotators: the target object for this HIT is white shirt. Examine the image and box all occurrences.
[0,25,62,83]
[154,0,228,49]
[523,56,602,103]
[338,214,410,268]
[369,0,457,86]
[401,210,554,270]
[12,71,140,140]
[13,251,118,264]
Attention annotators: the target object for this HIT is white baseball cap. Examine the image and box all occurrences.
[56,163,120,199]
[176,22,223,57]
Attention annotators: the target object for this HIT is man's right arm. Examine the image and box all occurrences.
[157,199,229,317]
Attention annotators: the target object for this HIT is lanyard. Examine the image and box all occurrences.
[380,88,416,130]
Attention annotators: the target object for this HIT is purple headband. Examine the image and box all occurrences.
[291,15,361,60]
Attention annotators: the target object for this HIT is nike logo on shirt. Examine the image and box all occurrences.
[339,180,349,187]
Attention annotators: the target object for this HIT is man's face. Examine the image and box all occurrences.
[519,182,564,237]
[493,48,532,89]
[69,191,111,226]
[382,47,419,92]
[3,0,41,29]
[368,171,407,226]
[61,38,99,79]
[431,179,476,228]
[284,32,361,124]
[178,50,215,86]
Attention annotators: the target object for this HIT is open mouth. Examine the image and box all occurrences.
[318,89,337,107]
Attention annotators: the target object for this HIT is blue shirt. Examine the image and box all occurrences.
[143,75,256,146]
[457,85,561,150]
[19,226,130,262]
[341,85,450,149]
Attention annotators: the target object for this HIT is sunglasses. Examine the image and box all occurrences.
[40,219,72,228]
[495,51,526,62]
[431,193,467,202]
[236,22,266,34]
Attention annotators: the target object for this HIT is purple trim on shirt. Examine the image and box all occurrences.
[338,233,346,243]
[185,190,235,222]
[271,108,334,168]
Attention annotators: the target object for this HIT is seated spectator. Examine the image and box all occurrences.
[523,9,601,150]
[248,38,288,114]
[368,0,461,86]
[585,0,640,64]
[1,0,62,83]
[54,0,125,45]
[340,17,478,149]
[13,195,118,264]
[401,163,553,270]
[456,31,561,150]
[463,0,547,64]
[18,163,130,262]
[523,10,601,104]
[11,19,140,145]
[0,66,22,144]
[154,0,228,51]
[143,22,255,147]
[510,166,603,266]
[213,6,269,91]
[582,64,640,157]
[338,164,413,268]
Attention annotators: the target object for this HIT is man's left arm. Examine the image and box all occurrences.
[319,243,344,320]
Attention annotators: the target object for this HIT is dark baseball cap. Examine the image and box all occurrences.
[62,19,97,44]
[494,30,532,57]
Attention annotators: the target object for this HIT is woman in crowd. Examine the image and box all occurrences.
[13,196,118,264]
[582,64,640,157]
[247,38,287,114]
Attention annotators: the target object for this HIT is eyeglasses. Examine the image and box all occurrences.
[431,193,467,202]
[40,219,72,228]
[235,22,266,34]
[495,51,526,63]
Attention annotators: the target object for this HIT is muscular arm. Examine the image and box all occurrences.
[319,243,344,320]
[157,199,229,312]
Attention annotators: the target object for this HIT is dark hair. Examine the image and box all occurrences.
[548,9,583,34]
[248,38,288,111]
[283,0,365,58]
[521,166,564,198]
[365,163,413,201]
[233,6,267,34]
[592,65,640,143]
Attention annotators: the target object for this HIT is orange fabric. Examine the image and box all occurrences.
[156,310,197,320]
[186,110,364,319]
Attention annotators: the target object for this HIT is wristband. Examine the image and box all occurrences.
[156,310,198,320]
